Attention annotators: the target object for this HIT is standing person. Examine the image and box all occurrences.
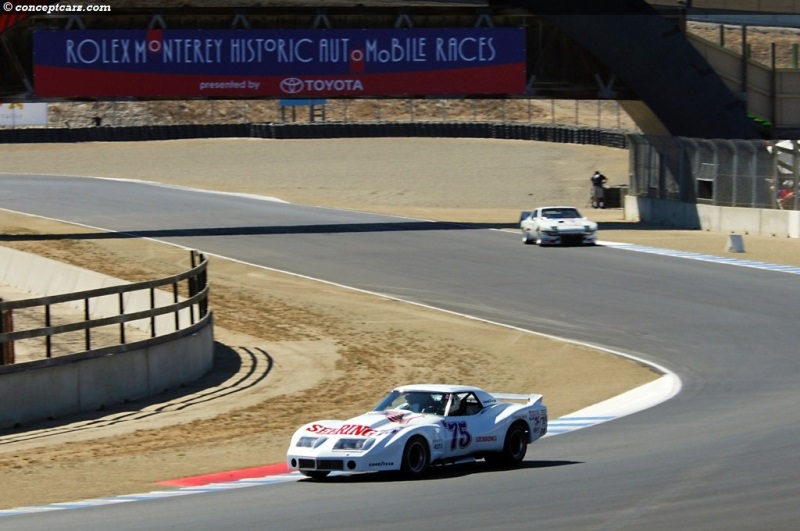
[590,170,608,209]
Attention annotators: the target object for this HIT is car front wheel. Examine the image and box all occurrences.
[401,436,430,478]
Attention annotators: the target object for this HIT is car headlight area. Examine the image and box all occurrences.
[296,436,328,448]
[333,438,376,451]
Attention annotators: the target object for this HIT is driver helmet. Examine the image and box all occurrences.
[449,394,461,415]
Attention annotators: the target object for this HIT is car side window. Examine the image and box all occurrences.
[448,393,482,417]
[463,394,482,416]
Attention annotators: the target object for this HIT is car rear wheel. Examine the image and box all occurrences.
[401,436,430,478]
[487,423,528,469]
[300,470,330,480]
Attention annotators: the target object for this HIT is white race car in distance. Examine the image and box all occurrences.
[520,206,598,246]
[286,384,548,479]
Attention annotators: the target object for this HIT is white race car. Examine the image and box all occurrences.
[286,384,548,479]
[520,206,598,246]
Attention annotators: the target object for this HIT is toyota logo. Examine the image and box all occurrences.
[280,78,304,94]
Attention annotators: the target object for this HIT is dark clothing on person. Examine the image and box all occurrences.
[591,171,608,208]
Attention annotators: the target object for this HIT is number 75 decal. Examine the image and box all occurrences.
[443,421,472,451]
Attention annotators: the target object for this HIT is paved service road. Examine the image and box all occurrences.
[2,175,799,530]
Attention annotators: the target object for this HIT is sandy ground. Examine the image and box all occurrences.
[1,138,799,509]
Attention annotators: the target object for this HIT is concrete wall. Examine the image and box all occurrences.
[0,321,212,428]
[625,195,800,237]
[0,247,214,429]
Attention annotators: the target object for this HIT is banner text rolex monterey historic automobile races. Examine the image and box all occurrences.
[33,28,526,98]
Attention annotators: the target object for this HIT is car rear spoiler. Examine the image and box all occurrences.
[491,393,543,406]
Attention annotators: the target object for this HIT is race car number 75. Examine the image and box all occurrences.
[443,421,471,450]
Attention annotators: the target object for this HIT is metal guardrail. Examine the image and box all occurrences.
[0,250,209,364]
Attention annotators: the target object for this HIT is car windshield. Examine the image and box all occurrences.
[542,208,580,219]
[374,390,446,415]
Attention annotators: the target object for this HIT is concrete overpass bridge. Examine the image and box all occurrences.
[1,0,799,139]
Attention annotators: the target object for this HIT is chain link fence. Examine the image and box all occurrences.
[627,135,794,210]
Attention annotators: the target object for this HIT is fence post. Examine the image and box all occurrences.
[173,282,180,331]
[84,298,91,351]
[150,288,157,338]
[118,293,126,344]
[45,304,52,358]
[1,299,15,365]
[189,250,198,324]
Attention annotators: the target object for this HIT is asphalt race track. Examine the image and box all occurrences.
[1,175,799,530]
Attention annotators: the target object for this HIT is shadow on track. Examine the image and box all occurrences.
[0,220,521,242]
[0,343,271,443]
[298,459,583,484]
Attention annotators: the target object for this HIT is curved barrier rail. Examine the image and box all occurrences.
[0,249,214,428]
[0,250,209,365]
[0,121,629,150]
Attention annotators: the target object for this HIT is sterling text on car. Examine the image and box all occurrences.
[520,206,598,246]
[286,384,548,479]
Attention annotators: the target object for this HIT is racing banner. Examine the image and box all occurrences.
[33,28,526,98]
